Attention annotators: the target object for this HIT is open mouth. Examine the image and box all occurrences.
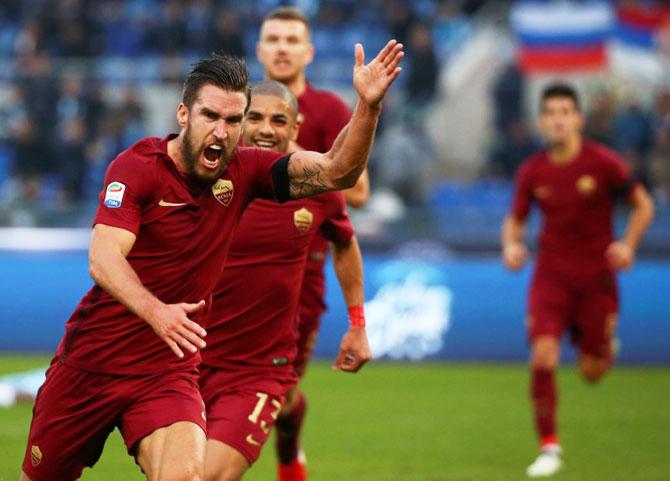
[202,144,223,169]
[252,138,277,149]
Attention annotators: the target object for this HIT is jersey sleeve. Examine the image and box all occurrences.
[510,162,534,221]
[245,148,291,203]
[602,149,636,199]
[319,192,355,245]
[93,153,158,235]
[321,96,351,150]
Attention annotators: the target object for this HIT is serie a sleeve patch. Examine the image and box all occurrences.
[104,181,126,208]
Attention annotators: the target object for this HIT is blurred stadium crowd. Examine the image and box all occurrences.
[0,0,668,249]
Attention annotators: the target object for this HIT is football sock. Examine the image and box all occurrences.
[275,390,307,464]
[531,368,559,449]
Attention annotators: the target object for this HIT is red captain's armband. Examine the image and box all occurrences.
[348,306,366,328]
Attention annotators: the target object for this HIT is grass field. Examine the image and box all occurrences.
[0,356,668,481]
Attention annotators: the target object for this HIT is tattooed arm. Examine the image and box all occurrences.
[286,40,403,199]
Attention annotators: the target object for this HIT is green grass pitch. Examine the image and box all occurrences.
[0,355,668,481]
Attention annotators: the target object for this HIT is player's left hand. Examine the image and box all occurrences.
[333,327,372,373]
[353,40,404,108]
[606,241,635,271]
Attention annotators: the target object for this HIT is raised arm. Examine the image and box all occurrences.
[286,40,403,199]
[606,185,655,270]
[330,236,371,372]
[89,224,207,358]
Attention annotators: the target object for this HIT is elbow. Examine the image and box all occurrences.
[88,250,103,284]
[346,193,368,208]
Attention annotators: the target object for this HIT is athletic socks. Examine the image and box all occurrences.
[275,390,307,465]
[531,368,559,449]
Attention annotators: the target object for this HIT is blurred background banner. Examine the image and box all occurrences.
[2,238,668,363]
[0,0,669,363]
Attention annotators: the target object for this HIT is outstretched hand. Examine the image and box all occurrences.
[353,39,404,108]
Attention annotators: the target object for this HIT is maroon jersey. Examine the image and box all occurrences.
[296,82,352,320]
[202,192,354,379]
[56,134,286,375]
[511,140,635,274]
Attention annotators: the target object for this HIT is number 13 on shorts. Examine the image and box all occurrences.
[248,392,282,435]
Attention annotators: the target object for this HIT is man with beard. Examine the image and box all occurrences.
[255,9,369,479]
[200,79,370,481]
[21,39,403,481]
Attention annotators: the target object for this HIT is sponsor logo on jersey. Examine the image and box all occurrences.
[245,434,261,447]
[576,175,597,195]
[212,179,234,206]
[31,445,42,467]
[293,207,314,234]
[104,181,126,208]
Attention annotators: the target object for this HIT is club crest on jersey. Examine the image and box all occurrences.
[212,179,234,206]
[533,186,551,199]
[293,207,313,234]
[104,181,126,208]
[31,445,42,467]
[576,175,597,195]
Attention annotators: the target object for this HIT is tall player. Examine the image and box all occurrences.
[501,83,654,478]
[256,8,369,480]
[201,79,370,481]
[20,41,403,481]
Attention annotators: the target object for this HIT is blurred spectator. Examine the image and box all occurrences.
[614,101,654,188]
[651,90,670,199]
[185,0,214,53]
[406,22,439,108]
[433,1,471,60]
[584,91,616,147]
[147,0,187,54]
[492,63,524,135]
[100,0,146,56]
[372,110,435,204]
[489,119,539,179]
[207,11,245,58]
[385,0,418,44]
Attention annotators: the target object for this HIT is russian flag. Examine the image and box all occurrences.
[615,1,670,50]
[511,1,614,73]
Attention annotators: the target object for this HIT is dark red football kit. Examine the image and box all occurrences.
[295,82,351,376]
[511,140,636,359]
[201,192,354,463]
[23,135,287,481]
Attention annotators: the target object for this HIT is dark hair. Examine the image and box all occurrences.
[250,80,299,120]
[262,6,311,33]
[182,53,249,108]
[541,82,581,112]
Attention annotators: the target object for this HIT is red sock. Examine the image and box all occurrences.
[531,368,559,449]
[275,391,307,465]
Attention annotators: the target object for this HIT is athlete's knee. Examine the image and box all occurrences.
[579,357,610,384]
[531,337,560,370]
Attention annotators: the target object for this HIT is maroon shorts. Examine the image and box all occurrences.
[294,307,324,378]
[22,358,206,481]
[528,267,619,360]
[199,365,293,464]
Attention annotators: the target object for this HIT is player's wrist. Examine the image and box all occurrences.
[348,305,366,328]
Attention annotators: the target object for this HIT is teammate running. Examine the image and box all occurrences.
[501,83,654,478]
[256,9,369,479]
[200,79,370,481]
